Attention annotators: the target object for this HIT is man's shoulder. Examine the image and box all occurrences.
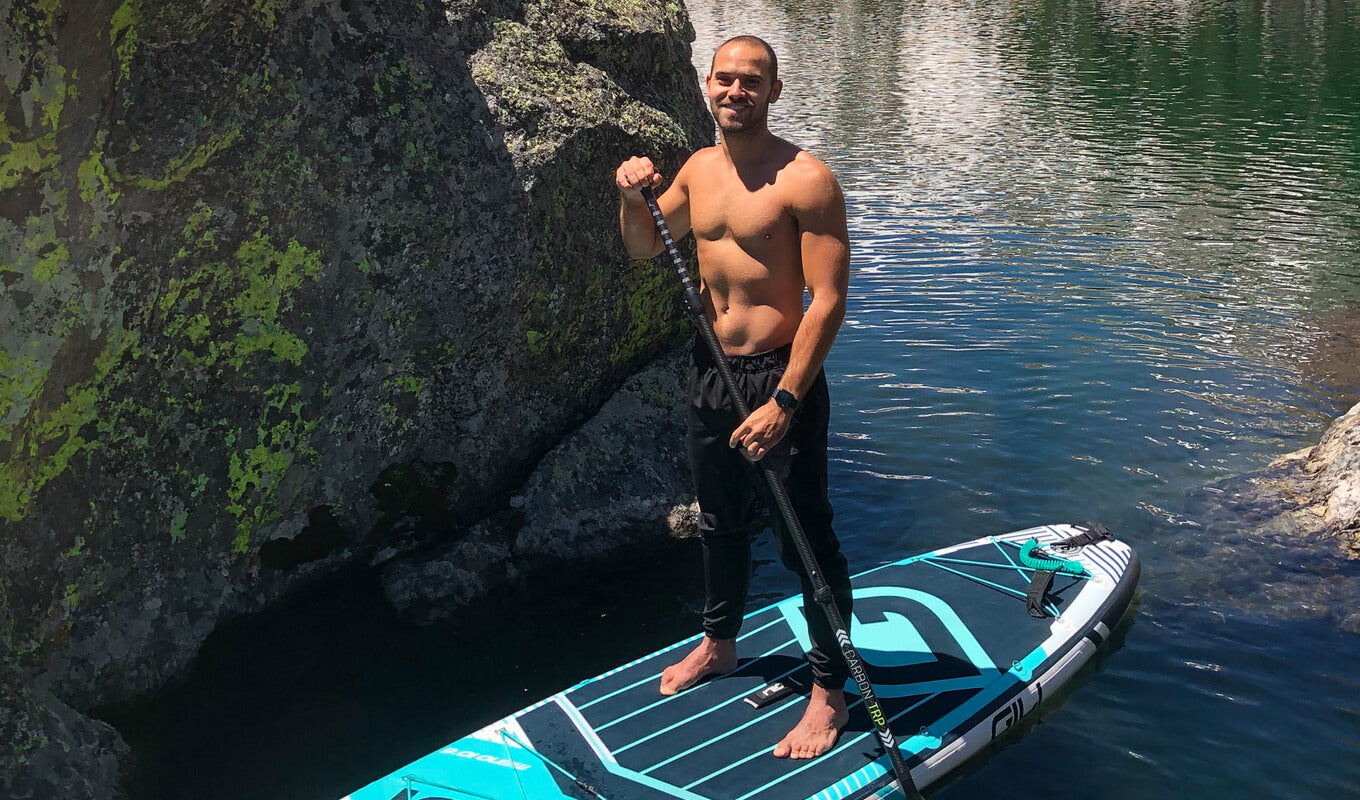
[785,148,837,185]
[781,149,842,209]
[672,146,723,190]
[681,145,725,171]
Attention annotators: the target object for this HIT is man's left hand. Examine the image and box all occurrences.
[730,399,794,461]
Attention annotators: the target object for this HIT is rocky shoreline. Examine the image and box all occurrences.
[1192,400,1360,552]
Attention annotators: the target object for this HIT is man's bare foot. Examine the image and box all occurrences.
[773,685,849,759]
[659,637,737,696]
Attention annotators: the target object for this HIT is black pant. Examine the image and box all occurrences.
[686,337,853,690]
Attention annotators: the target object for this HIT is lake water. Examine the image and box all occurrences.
[110,1,1360,798]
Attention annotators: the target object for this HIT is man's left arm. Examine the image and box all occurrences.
[730,160,850,461]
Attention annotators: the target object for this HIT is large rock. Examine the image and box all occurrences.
[0,0,709,793]
[382,342,698,622]
[1170,399,1360,632]
[0,681,129,800]
[510,341,697,558]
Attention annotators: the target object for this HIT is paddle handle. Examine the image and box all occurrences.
[638,186,926,800]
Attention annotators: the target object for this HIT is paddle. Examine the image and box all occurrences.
[639,186,926,800]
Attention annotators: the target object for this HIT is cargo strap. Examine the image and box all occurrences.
[1026,569,1056,619]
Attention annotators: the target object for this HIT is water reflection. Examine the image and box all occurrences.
[688,0,1360,517]
[687,1,1360,796]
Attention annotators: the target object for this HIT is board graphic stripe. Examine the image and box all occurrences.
[615,658,807,755]
[1083,544,1122,579]
[724,693,942,800]
[555,695,618,765]
[813,758,887,800]
[594,635,801,732]
[578,616,789,711]
[679,695,867,792]
[639,692,803,774]
[1080,546,1114,579]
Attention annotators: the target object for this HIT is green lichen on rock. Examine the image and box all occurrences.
[0,0,710,792]
[110,0,141,82]
[159,209,323,370]
[226,382,317,553]
[0,125,58,192]
[0,330,137,522]
[112,128,240,191]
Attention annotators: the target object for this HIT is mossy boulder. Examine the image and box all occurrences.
[0,0,709,793]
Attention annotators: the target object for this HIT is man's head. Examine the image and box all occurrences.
[706,35,782,135]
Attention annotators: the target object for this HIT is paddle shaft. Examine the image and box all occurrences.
[638,186,925,800]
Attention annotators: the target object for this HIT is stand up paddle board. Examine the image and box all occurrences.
[343,521,1138,800]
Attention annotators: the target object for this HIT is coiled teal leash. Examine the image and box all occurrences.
[1019,539,1089,577]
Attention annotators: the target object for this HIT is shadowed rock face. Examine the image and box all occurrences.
[0,0,709,793]
[381,342,699,624]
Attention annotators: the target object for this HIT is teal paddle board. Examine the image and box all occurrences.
[342,522,1138,800]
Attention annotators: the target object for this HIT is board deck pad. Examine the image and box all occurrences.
[344,523,1139,800]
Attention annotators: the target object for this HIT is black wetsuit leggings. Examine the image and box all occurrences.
[686,337,853,690]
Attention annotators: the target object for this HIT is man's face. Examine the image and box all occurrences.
[706,42,782,134]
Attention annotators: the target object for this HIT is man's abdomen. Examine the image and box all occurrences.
[696,240,806,355]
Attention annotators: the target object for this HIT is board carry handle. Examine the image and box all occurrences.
[639,186,927,800]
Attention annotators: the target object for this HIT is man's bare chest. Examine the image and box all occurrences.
[689,180,799,249]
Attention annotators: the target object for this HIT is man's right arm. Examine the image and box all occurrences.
[617,155,691,259]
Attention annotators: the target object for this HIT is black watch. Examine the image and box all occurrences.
[772,388,800,412]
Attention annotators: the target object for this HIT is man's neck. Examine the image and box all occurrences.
[719,127,778,166]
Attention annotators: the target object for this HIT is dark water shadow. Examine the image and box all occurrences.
[96,535,704,800]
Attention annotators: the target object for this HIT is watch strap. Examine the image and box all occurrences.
[772,388,800,412]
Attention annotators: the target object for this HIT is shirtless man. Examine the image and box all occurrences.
[615,35,854,760]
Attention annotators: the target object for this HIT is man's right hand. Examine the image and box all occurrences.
[616,156,663,201]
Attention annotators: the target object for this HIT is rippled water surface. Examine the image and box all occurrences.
[688,0,1360,796]
[114,2,1360,798]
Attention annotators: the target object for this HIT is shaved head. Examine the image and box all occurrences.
[711,35,778,82]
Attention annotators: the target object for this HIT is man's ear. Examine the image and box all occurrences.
[768,78,783,103]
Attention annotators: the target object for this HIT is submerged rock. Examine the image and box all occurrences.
[0,682,129,800]
[1168,399,1360,632]
[510,342,697,556]
[1189,399,1360,551]
[380,520,519,624]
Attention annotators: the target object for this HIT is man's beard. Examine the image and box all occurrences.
[712,101,765,133]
